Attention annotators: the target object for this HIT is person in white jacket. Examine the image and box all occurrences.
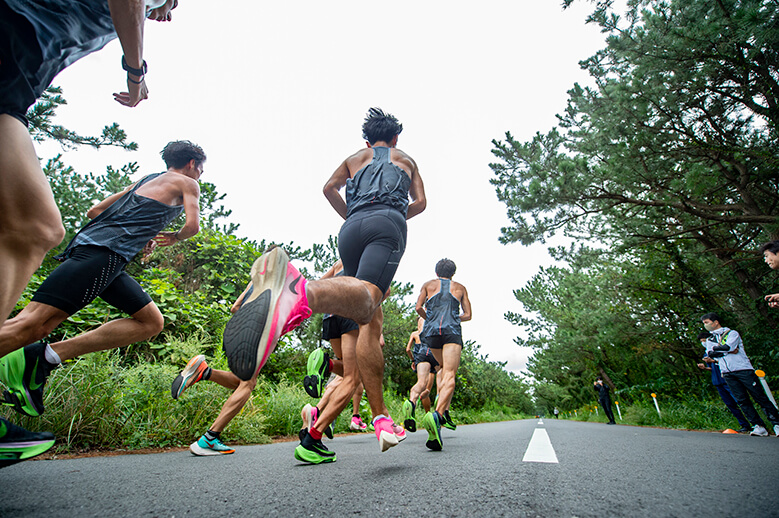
[701,312,779,437]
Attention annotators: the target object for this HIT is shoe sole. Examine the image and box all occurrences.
[423,413,442,451]
[294,445,336,464]
[171,355,206,399]
[0,437,56,469]
[377,430,399,452]
[223,247,289,380]
[189,441,235,456]
[2,389,42,418]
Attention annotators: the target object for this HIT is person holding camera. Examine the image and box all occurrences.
[701,312,779,437]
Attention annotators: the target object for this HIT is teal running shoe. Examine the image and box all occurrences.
[423,411,443,451]
[0,342,56,417]
[442,410,457,431]
[0,417,55,469]
[294,432,336,464]
[303,348,330,398]
[189,434,235,456]
[401,399,416,432]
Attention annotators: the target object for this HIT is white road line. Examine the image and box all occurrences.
[522,428,559,464]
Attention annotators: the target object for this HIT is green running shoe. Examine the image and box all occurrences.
[0,417,55,469]
[294,432,336,464]
[401,399,416,432]
[442,410,457,431]
[423,411,443,451]
[189,434,235,456]
[303,348,330,398]
[0,342,56,417]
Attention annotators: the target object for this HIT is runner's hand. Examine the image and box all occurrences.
[153,231,180,247]
[113,76,148,107]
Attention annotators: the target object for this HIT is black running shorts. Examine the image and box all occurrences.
[425,333,463,349]
[32,245,153,316]
[321,314,359,341]
[338,205,407,296]
[412,344,439,370]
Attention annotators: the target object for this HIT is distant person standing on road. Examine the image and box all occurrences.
[553,407,559,419]
[594,377,617,424]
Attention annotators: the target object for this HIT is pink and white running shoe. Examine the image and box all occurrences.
[349,416,367,431]
[301,403,319,432]
[223,247,312,380]
[372,416,400,452]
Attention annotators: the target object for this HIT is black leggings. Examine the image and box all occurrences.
[723,370,779,428]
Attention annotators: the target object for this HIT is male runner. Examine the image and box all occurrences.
[223,108,425,461]
[0,140,203,430]
[415,258,471,451]
[0,0,181,464]
[401,317,439,432]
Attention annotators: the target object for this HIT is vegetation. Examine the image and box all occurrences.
[491,0,779,413]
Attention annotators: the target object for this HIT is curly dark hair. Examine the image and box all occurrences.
[362,107,403,144]
[435,258,456,278]
[160,140,207,169]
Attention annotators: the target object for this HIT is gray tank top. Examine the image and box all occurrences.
[345,146,411,218]
[421,278,462,337]
[57,173,184,262]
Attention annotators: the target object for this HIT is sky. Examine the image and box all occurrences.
[35,0,607,375]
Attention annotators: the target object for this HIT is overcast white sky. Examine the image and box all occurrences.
[36,0,606,374]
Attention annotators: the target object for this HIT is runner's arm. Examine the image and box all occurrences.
[86,183,137,219]
[323,161,350,220]
[108,0,148,107]
[406,163,426,219]
[459,285,472,322]
[155,178,200,246]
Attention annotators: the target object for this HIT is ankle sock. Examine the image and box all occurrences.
[44,344,61,365]
[205,430,220,441]
[202,366,212,380]
[309,427,323,441]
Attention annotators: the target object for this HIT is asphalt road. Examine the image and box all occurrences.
[2,419,778,517]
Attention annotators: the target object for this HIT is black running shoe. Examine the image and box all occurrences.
[402,399,416,432]
[0,342,57,417]
[0,417,55,469]
[303,348,330,398]
[442,410,457,431]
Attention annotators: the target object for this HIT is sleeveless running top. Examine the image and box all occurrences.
[57,172,184,262]
[421,278,462,337]
[345,146,411,218]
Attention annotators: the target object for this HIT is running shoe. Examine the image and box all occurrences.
[0,342,57,417]
[372,416,399,452]
[391,421,406,442]
[325,422,334,440]
[0,417,55,469]
[170,355,211,399]
[304,348,330,398]
[423,411,443,451]
[349,415,367,432]
[223,247,312,381]
[750,424,769,437]
[189,434,235,456]
[294,431,336,464]
[401,399,416,432]
[442,410,457,431]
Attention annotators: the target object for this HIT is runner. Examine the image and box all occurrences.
[223,108,426,460]
[401,317,440,432]
[415,258,472,451]
[0,0,182,463]
[0,141,203,457]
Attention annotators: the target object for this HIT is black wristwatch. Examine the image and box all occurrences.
[121,56,148,76]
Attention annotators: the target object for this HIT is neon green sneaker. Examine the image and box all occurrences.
[401,399,416,432]
[294,432,336,464]
[0,417,55,469]
[423,411,443,451]
[442,410,457,431]
[0,342,57,417]
[303,348,330,398]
